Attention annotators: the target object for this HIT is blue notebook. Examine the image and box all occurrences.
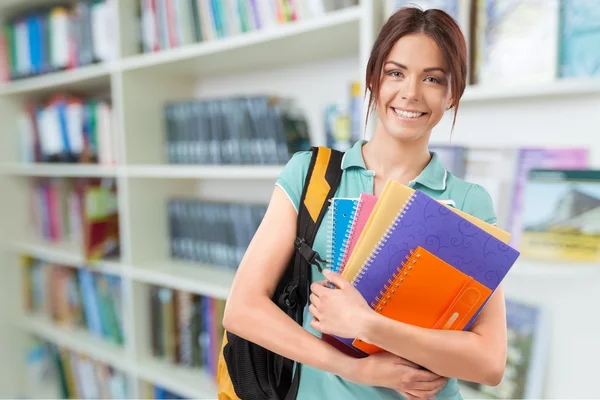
[327,198,359,275]
[333,190,520,350]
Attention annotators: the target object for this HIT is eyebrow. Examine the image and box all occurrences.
[385,61,446,74]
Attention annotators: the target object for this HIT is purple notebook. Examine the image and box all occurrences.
[332,190,520,350]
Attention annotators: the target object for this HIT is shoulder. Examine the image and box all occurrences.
[275,150,314,213]
[445,173,497,225]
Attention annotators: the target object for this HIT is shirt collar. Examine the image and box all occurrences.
[341,140,448,191]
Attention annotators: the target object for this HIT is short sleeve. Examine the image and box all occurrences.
[275,151,312,213]
[461,184,497,225]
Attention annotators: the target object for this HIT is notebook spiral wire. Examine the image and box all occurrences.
[326,199,336,271]
[371,249,420,310]
[352,196,416,287]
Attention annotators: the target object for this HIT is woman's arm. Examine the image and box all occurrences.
[222,187,350,376]
[311,272,508,386]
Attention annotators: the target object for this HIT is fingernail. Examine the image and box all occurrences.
[322,269,331,275]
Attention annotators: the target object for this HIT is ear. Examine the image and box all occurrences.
[446,99,454,110]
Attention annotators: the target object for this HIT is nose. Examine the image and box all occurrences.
[400,76,420,102]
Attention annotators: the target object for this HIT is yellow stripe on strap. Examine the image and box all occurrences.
[304,147,332,223]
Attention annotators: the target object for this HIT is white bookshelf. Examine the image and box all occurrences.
[1,0,599,399]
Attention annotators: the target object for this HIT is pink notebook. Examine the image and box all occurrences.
[338,193,378,275]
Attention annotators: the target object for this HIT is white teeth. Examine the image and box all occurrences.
[393,108,423,119]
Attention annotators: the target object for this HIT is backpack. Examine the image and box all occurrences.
[217,146,344,400]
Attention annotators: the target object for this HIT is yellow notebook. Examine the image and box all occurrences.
[341,180,414,282]
[341,181,511,283]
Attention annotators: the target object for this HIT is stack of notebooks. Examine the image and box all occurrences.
[323,180,519,356]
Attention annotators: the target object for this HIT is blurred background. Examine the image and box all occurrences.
[0,0,598,399]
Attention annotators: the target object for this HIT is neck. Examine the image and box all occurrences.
[362,121,431,184]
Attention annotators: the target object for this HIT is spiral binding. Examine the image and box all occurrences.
[352,195,416,286]
[370,248,421,310]
[338,196,364,272]
[336,199,359,271]
[326,198,336,271]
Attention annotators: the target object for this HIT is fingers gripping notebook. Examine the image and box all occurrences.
[352,246,493,355]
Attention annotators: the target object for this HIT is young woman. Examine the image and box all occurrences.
[223,6,507,400]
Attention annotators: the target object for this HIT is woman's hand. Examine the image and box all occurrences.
[343,351,448,399]
[309,270,373,339]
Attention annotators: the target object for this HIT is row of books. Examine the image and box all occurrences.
[164,96,310,165]
[168,198,266,270]
[0,0,116,82]
[28,177,120,261]
[139,0,358,53]
[149,286,226,381]
[22,257,124,346]
[18,95,116,165]
[24,337,129,399]
[431,145,600,262]
[387,0,600,83]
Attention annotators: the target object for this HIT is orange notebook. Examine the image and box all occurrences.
[352,246,492,355]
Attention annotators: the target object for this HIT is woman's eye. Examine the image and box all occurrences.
[388,71,403,78]
[425,76,441,84]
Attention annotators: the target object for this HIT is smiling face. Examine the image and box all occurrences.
[375,33,453,143]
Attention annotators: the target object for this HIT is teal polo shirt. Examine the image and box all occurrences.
[275,139,496,400]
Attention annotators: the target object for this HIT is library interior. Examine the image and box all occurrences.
[0,0,598,399]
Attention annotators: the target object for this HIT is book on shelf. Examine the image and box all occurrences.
[164,95,310,165]
[149,285,226,382]
[559,0,600,78]
[520,168,600,262]
[0,0,117,82]
[460,298,549,399]
[24,337,129,399]
[167,198,266,270]
[22,256,124,346]
[507,147,589,248]
[139,0,358,53]
[17,94,116,165]
[473,0,560,86]
[28,177,120,262]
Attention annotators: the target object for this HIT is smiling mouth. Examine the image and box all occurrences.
[391,107,426,119]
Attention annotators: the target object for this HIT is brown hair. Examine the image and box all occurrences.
[365,6,467,132]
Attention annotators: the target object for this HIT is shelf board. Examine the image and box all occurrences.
[136,357,216,399]
[0,163,119,177]
[462,78,600,103]
[11,238,123,276]
[128,260,234,300]
[0,63,113,97]
[20,314,130,373]
[120,6,361,77]
[125,164,283,179]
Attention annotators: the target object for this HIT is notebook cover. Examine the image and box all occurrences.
[327,198,359,274]
[339,193,378,275]
[332,190,519,350]
[352,246,493,354]
[341,180,414,282]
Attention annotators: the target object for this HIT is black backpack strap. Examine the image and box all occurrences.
[278,146,344,400]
